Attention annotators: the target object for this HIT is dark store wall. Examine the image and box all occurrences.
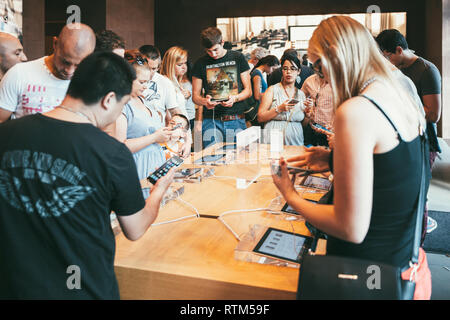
[155,0,431,62]
[106,0,155,50]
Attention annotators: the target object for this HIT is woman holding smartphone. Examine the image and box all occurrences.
[272,16,431,299]
[258,55,307,146]
[115,50,172,198]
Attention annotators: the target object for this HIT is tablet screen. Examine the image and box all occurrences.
[253,228,312,264]
[300,176,332,191]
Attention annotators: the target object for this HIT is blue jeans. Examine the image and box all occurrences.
[202,118,247,149]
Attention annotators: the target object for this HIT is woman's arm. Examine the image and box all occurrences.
[273,98,376,244]
[257,86,277,123]
[116,114,172,154]
[257,86,293,123]
[252,75,263,101]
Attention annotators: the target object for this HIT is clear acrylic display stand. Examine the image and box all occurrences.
[234,224,300,269]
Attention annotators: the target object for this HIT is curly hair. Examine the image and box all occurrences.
[95,30,125,52]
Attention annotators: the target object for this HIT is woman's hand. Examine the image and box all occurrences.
[311,125,335,149]
[272,158,297,200]
[277,99,296,113]
[304,98,315,119]
[179,140,192,159]
[153,128,173,144]
[287,146,331,173]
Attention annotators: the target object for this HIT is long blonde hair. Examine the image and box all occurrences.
[308,16,425,128]
[160,46,188,89]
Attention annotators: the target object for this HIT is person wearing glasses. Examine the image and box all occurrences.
[301,60,335,147]
[257,55,307,146]
[273,16,431,300]
[267,49,314,90]
[114,50,172,199]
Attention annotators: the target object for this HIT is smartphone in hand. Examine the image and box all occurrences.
[147,156,184,185]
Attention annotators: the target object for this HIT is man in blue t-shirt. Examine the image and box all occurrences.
[192,27,252,149]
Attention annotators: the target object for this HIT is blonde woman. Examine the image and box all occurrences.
[160,46,191,121]
[272,16,431,299]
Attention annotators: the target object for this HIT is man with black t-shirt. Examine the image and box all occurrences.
[0,52,175,300]
[192,27,252,148]
[376,29,442,235]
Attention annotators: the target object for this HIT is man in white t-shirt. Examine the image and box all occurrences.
[139,45,184,125]
[0,23,96,123]
[139,45,192,158]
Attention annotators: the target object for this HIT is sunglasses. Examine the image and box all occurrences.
[312,59,324,79]
[126,55,148,66]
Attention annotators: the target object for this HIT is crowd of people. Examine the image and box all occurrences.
[0,15,443,300]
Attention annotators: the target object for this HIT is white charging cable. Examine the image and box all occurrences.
[151,189,201,227]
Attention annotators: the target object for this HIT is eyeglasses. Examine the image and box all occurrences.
[312,59,324,79]
[282,66,299,73]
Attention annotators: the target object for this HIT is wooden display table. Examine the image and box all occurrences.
[114,144,327,300]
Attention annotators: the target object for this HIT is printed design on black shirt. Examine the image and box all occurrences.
[143,81,161,103]
[206,61,239,101]
[0,150,95,218]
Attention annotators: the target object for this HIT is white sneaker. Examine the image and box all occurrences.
[427,217,438,234]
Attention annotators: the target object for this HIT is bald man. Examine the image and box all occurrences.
[0,32,27,79]
[0,23,96,122]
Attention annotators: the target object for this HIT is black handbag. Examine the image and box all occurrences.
[243,96,260,124]
[297,128,429,300]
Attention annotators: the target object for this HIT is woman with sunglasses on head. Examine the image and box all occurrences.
[115,50,172,198]
[257,55,307,145]
[273,16,431,299]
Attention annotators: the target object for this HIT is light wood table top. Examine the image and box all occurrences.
[115,144,328,300]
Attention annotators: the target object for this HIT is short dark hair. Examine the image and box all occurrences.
[67,52,136,105]
[255,55,280,69]
[139,45,161,61]
[375,29,409,54]
[95,30,125,52]
[200,27,223,49]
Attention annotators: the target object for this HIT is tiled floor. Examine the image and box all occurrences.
[428,253,450,300]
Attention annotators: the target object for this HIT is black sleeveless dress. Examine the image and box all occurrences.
[326,95,429,268]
